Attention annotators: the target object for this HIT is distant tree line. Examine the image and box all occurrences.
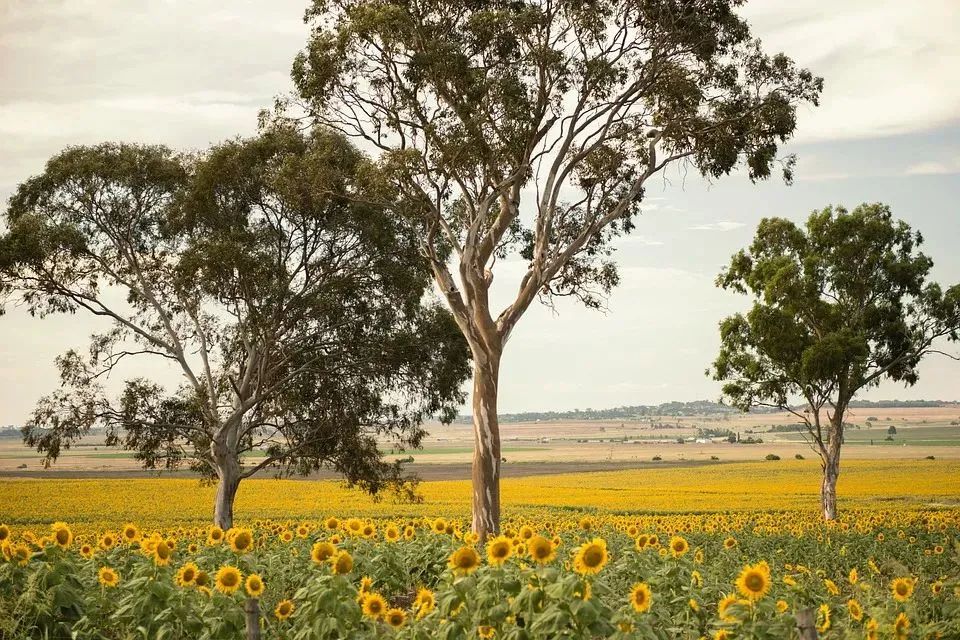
[455,399,954,425]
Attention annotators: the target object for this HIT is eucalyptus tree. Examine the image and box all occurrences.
[0,127,470,528]
[288,0,823,535]
[710,204,960,519]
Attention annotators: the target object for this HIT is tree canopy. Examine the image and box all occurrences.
[710,203,960,517]
[287,0,823,536]
[1,126,471,527]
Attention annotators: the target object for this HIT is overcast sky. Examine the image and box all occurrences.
[1,0,959,424]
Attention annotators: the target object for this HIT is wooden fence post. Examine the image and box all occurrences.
[795,607,818,640]
[245,598,262,640]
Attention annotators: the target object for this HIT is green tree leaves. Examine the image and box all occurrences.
[711,203,960,517]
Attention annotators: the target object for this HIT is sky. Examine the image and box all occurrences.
[0,0,959,424]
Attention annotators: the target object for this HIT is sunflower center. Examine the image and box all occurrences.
[582,546,604,567]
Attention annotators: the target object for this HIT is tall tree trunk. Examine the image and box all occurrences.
[821,456,839,521]
[213,441,241,530]
[471,349,502,540]
[820,419,843,521]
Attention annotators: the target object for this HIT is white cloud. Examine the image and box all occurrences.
[742,0,960,143]
[688,221,746,232]
[614,234,664,246]
[905,158,960,175]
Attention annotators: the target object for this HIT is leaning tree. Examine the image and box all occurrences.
[710,204,960,520]
[288,0,823,535]
[0,127,470,528]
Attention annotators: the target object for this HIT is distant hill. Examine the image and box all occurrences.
[846,400,946,409]
[455,400,746,424]
[455,399,955,424]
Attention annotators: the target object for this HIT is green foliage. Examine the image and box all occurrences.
[0,128,471,509]
[710,203,960,467]
[2,516,959,639]
[286,0,823,534]
[287,0,823,329]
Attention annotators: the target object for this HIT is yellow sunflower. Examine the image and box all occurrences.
[98,533,117,551]
[275,599,295,621]
[847,599,863,622]
[891,577,914,602]
[717,593,740,622]
[51,522,73,549]
[816,604,831,633]
[97,566,120,588]
[331,550,354,575]
[448,546,481,575]
[486,536,513,566]
[893,612,910,640]
[573,538,609,576]
[629,582,652,613]
[669,536,689,558]
[385,608,406,628]
[206,526,224,546]
[478,626,495,638]
[0,524,9,543]
[735,563,771,601]
[414,587,435,619]
[823,578,839,595]
[153,540,172,566]
[215,565,243,594]
[311,541,336,565]
[175,562,199,587]
[527,535,556,565]
[361,592,387,619]
[245,573,265,598]
[384,524,400,542]
[228,528,254,553]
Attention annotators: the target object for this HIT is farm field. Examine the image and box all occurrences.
[3,406,959,475]
[2,460,959,639]
[2,459,960,529]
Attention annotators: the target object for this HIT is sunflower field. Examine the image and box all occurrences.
[1,511,959,639]
[1,461,959,639]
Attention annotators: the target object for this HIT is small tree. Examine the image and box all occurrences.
[710,204,960,520]
[1,128,470,528]
[290,0,822,536]
[887,425,897,436]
